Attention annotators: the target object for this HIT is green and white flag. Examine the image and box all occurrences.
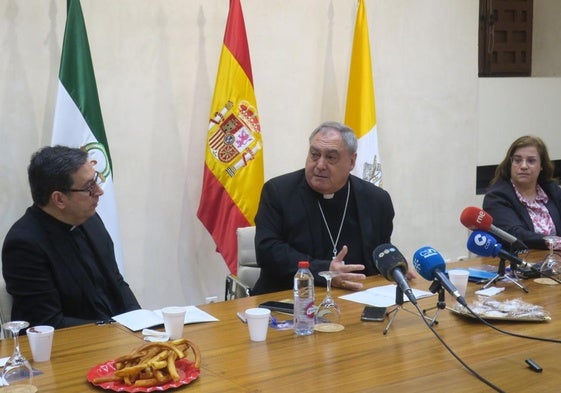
[51,0,124,274]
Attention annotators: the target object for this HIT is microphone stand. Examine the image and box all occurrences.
[383,286,422,335]
[483,258,528,293]
[422,280,446,327]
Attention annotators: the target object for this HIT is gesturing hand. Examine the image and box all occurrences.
[330,245,366,290]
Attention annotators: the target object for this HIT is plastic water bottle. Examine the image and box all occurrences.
[294,260,315,335]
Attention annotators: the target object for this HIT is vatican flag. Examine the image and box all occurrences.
[345,0,382,186]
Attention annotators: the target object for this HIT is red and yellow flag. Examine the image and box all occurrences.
[197,0,264,274]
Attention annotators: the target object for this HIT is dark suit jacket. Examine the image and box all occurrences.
[2,205,140,328]
[252,169,394,294]
[482,179,561,249]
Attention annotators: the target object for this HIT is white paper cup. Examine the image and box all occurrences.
[448,269,470,297]
[245,308,270,342]
[161,306,186,340]
[26,325,54,362]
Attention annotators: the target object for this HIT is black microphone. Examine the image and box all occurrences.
[374,243,417,305]
[412,246,468,307]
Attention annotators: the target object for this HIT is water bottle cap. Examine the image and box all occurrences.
[298,261,310,268]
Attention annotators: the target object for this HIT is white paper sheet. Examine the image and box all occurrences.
[338,284,435,307]
[113,305,218,332]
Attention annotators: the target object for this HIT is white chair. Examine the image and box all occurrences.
[236,226,260,288]
[0,276,13,338]
[224,226,261,300]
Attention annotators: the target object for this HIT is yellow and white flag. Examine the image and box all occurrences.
[345,0,382,186]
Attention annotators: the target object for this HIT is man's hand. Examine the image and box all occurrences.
[406,267,418,280]
[329,246,366,291]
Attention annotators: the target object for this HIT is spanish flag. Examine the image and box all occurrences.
[345,0,382,186]
[197,0,264,274]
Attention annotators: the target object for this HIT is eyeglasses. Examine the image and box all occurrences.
[68,171,105,197]
[511,156,539,167]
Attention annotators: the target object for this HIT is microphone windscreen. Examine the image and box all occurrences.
[373,243,408,281]
[412,246,446,281]
[460,206,493,231]
[466,230,501,257]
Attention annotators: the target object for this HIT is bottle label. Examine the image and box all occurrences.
[305,301,315,319]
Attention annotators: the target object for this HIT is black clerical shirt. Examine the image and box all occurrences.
[70,226,115,319]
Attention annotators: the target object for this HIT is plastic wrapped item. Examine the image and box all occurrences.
[451,297,551,322]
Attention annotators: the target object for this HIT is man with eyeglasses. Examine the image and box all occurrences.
[483,135,561,250]
[2,145,140,328]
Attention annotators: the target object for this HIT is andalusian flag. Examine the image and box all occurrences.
[52,0,125,274]
[197,0,264,274]
[345,0,382,186]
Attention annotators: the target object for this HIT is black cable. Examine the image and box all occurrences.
[412,302,505,393]
[465,252,561,343]
[462,302,561,343]
[516,248,561,284]
[529,265,561,284]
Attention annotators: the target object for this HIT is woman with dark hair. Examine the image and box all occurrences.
[483,135,561,249]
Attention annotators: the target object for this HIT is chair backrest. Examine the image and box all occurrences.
[0,276,12,338]
[224,226,261,301]
[236,226,260,289]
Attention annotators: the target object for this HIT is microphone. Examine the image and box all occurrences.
[412,246,468,307]
[467,231,561,285]
[374,243,417,305]
[460,206,528,249]
[466,231,525,267]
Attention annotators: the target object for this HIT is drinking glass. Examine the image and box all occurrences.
[1,321,33,386]
[540,235,561,276]
[316,271,342,327]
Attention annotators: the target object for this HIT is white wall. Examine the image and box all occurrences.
[1,0,559,309]
[478,78,561,165]
[533,0,561,76]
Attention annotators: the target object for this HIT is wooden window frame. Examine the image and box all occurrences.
[479,0,533,77]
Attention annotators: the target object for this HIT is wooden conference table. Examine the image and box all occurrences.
[2,250,561,392]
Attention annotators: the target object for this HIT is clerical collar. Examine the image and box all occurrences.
[33,204,75,232]
[315,182,350,201]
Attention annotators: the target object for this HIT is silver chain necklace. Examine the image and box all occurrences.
[317,181,351,258]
